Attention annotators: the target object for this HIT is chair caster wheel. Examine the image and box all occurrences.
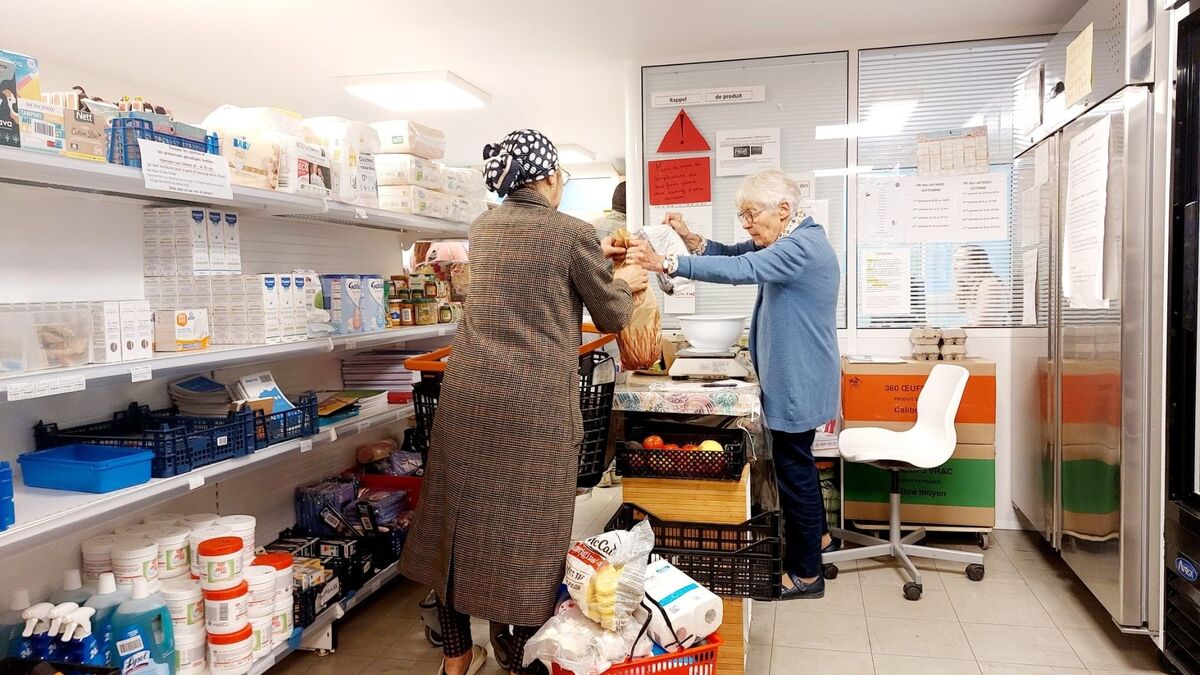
[966,564,985,582]
[903,582,922,601]
[425,626,443,648]
[823,564,839,580]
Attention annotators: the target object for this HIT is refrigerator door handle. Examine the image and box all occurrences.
[1183,201,1198,332]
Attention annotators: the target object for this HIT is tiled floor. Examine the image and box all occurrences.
[272,487,1164,674]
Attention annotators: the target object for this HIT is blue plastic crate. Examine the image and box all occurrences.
[0,461,13,531]
[18,445,154,493]
[34,403,257,478]
[106,117,220,168]
[255,392,320,449]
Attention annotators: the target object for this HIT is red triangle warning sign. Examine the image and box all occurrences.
[657,109,710,153]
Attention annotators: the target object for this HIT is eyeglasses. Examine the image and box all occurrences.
[737,207,767,224]
[558,165,571,185]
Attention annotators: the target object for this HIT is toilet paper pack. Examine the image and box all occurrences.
[642,557,722,652]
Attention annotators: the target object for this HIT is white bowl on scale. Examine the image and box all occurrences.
[676,315,748,352]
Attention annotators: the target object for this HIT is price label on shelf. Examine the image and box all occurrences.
[188,475,205,490]
[64,375,87,393]
[354,207,368,220]
[130,365,153,383]
[300,439,314,453]
[346,339,358,350]
[357,421,372,435]
[328,428,338,443]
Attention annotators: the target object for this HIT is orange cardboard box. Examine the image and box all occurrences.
[841,357,996,445]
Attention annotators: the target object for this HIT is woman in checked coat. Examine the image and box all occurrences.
[399,129,647,675]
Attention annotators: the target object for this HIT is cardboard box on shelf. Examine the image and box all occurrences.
[153,309,211,352]
[0,49,40,100]
[17,99,63,154]
[63,108,107,161]
[842,443,995,528]
[118,300,152,362]
[0,58,21,148]
[87,301,123,364]
[841,357,996,444]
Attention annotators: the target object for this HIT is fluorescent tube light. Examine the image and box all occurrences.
[813,166,875,177]
[339,71,490,112]
[814,100,919,140]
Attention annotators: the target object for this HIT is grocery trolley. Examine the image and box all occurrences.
[404,326,618,666]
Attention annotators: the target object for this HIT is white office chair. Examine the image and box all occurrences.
[823,363,985,600]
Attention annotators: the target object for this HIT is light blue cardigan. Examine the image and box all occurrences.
[674,217,840,433]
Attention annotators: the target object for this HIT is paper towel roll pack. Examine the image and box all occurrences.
[641,557,722,652]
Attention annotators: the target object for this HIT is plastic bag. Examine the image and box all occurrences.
[611,229,662,371]
[523,600,654,675]
[564,519,654,631]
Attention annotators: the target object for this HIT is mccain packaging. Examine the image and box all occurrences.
[64,108,107,161]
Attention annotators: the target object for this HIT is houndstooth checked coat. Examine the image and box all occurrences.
[398,187,634,627]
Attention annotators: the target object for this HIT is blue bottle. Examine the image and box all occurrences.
[19,602,57,660]
[0,589,29,657]
[84,572,128,665]
[60,607,106,666]
[108,578,174,674]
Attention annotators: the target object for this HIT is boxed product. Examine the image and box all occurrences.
[0,59,20,148]
[87,301,123,364]
[153,309,211,352]
[300,117,381,205]
[276,137,332,197]
[442,166,486,198]
[374,153,444,190]
[0,49,41,100]
[361,275,386,332]
[254,274,284,344]
[0,307,92,374]
[206,209,225,270]
[356,154,379,208]
[840,357,996,444]
[843,443,996,527]
[378,186,453,218]
[370,120,445,159]
[215,132,278,189]
[118,300,153,361]
[222,211,241,272]
[18,99,64,154]
[63,108,107,161]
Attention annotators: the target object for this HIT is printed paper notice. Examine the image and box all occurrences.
[715,128,780,177]
[1063,115,1111,309]
[857,177,908,244]
[1066,23,1094,107]
[861,249,912,315]
[137,139,233,200]
[1022,248,1039,325]
[906,173,1008,243]
[1034,142,1050,187]
[1019,187,1041,245]
[916,127,989,176]
[648,157,711,205]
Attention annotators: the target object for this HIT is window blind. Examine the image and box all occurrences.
[857,37,1049,328]
[641,52,849,328]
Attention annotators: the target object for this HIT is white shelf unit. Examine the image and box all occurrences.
[0,324,456,402]
[0,147,470,238]
[0,404,415,555]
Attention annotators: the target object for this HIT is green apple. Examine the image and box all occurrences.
[698,440,724,453]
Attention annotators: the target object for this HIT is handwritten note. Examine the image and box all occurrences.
[137,138,234,200]
[1066,23,1094,107]
[648,157,712,206]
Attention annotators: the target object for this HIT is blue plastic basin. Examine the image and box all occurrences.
[19,444,155,493]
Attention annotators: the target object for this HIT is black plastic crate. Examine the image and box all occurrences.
[255,392,320,448]
[606,503,783,600]
[0,660,117,674]
[294,579,342,629]
[34,403,257,478]
[617,420,747,481]
[411,351,616,488]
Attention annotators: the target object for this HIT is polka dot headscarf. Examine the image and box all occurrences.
[482,129,559,197]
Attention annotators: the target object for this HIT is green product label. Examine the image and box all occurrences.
[1060,459,1120,514]
[843,458,995,507]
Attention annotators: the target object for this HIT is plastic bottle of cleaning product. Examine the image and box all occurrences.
[52,570,93,605]
[0,589,29,657]
[61,607,106,666]
[109,578,174,674]
[20,602,57,660]
[84,572,128,665]
[48,602,81,642]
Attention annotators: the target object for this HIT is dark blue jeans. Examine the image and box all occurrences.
[771,428,827,579]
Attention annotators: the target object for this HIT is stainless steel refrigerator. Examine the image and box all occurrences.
[1011,0,1156,631]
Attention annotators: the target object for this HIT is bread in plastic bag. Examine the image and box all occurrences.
[610,229,662,371]
[523,598,654,675]
[564,519,654,631]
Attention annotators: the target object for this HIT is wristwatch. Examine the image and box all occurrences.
[662,255,680,276]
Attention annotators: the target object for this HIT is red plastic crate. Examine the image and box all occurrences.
[551,634,720,675]
[356,473,423,509]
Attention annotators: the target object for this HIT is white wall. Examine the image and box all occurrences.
[36,57,215,123]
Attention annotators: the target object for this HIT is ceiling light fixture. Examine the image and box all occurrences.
[557,144,596,165]
[814,100,919,140]
[338,71,490,112]
[813,166,876,177]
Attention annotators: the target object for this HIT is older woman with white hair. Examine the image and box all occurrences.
[629,169,840,600]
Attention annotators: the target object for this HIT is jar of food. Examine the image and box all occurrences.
[415,299,438,326]
[438,303,453,324]
[387,300,403,327]
[424,279,439,299]
[449,302,464,323]
[399,297,416,326]
[436,280,450,300]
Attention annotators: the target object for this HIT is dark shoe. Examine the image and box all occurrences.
[780,573,825,600]
[822,539,841,554]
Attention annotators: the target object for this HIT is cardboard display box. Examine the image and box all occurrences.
[843,444,996,528]
[1061,443,1120,539]
[841,357,996,444]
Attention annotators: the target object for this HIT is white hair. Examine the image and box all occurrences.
[735,170,802,218]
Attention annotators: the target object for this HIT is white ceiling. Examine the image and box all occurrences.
[6,0,1082,166]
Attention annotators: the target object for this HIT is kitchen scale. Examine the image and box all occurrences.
[668,346,751,380]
